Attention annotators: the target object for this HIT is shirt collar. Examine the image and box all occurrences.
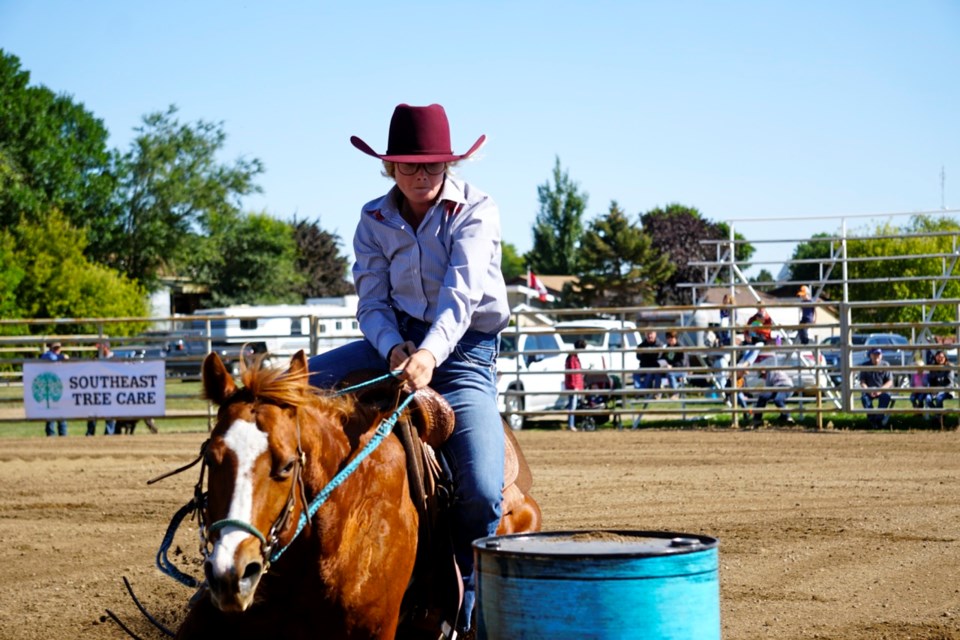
[378,175,468,214]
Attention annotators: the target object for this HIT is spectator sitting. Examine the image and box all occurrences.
[633,330,663,395]
[661,331,685,395]
[752,365,796,427]
[909,353,928,411]
[746,306,773,345]
[859,347,895,428]
[923,350,954,416]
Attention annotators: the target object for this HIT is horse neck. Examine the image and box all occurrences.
[299,405,353,484]
[298,402,391,486]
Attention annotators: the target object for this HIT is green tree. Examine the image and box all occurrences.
[0,232,25,321]
[194,210,305,306]
[8,210,148,334]
[0,50,117,236]
[571,202,675,307]
[749,268,775,291]
[109,106,264,289]
[789,215,960,331]
[500,241,526,281]
[293,219,354,298]
[849,216,960,329]
[788,232,840,297]
[640,204,755,305]
[527,157,587,275]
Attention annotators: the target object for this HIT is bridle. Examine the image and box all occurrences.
[202,409,310,572]
[152,372,413,587]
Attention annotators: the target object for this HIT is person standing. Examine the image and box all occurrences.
[564,340,586,431]
[307,103,506,635]
[86,343,117,436]
[39,341,68,436]
[797,286,816,345]
[716,293,734,347]
[859,347,894,427]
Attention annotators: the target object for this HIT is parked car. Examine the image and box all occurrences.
[112,345,167,361]
[137,331,254,378]
[553,319,642,384]
[822,333,912,387]
[496,328,569,430]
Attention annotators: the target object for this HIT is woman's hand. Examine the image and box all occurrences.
[389,341,417,370]
[394,346,437,391]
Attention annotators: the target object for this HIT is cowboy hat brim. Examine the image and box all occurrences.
[350,134,486,163]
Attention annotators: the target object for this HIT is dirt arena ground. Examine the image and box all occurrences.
[0,427,957,639]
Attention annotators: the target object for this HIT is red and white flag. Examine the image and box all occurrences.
[528,270,549,302]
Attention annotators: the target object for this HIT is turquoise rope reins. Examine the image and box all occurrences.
[267,389,415,564]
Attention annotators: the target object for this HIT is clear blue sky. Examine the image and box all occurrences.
[3,1,958,278]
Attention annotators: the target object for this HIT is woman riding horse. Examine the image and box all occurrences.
[308,104,508,636]
[172,351,538,639]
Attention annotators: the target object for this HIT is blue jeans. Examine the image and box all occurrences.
[755,390,792,419]
[309,320,503,630]
[861,391,892,426]
[925,391,952,409]
[738,345,762,367]
[566,393,579,428]
[86,419,117,435]
[665,371,683,390]
[45,421,67,437]
[632,372,660,391]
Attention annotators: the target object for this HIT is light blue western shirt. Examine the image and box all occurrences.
[352,175,509,366]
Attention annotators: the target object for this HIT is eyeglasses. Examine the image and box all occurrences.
[396,162,446,176]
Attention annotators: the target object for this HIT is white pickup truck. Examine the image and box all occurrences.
[496,327,569,430]
[553,319,642,386]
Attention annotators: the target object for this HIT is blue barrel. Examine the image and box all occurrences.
[474,530,720,639]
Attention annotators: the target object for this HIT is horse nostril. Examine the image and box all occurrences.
[242,561,262,581]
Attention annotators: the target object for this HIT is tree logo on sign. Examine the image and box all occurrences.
[32,373,63,408]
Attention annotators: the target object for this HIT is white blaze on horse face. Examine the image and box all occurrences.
[209,419,269,576]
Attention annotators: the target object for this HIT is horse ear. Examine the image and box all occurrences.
[289,350,309,387]
[202,352,236,405]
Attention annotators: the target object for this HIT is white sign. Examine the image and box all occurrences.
[23,360,166,419]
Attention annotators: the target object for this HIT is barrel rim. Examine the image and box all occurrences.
[473,529,719,559]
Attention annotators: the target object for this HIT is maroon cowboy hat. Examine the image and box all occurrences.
[350,103,486,163]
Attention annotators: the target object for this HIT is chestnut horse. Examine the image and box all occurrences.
[174,350,540,639]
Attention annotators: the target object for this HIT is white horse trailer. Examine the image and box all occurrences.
[188,296,361,359]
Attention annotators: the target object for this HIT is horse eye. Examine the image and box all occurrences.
[276,459,296,478]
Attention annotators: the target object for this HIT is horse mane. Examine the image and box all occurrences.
[219,360,358,420]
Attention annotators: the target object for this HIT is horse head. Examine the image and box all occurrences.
[199,350,320,613]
